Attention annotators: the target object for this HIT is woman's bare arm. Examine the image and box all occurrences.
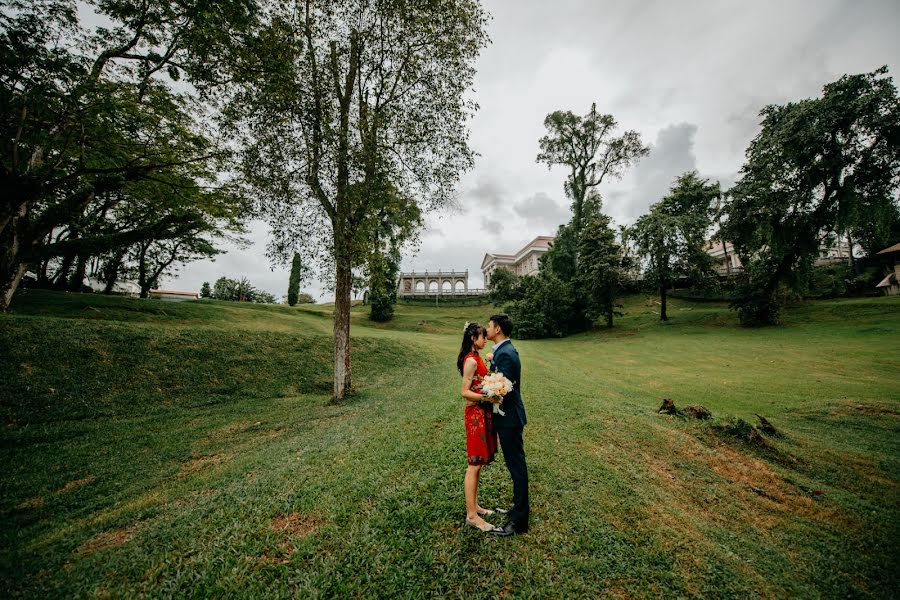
[461,357,486,402]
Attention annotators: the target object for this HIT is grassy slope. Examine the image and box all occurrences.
[1,289,898,598]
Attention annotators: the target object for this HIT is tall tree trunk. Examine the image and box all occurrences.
[69,254,88,291]
[0,203,27,311]
[327,32,359,403]
[660,283,668,321]
[38,257,49,286]
[846,232,856,271]
[333,251,353,402]
[0,263,27,312]
[138,242,150,298]
[103,252,125,293]
[37,233,52,286]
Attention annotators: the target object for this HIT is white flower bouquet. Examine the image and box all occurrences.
[480,372,514,416]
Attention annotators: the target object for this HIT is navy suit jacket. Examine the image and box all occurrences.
[490,340,527,428]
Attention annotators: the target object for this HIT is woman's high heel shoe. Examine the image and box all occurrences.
[465,517,496,532]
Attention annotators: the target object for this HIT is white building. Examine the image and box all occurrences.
[149,289,199,301]
[481,236,555,287]
[705,236,859,276]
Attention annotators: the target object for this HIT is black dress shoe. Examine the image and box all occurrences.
[488,521,528,536]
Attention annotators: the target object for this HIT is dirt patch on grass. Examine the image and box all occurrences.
[57,475,97,493]
[260,427,286,439]
[636,425,838,537]
[259,512,323,566]
[221,420,251,434]
[272,512,322,537]
[177,453,229,478]
[17,496,45,509]
[830,402,900,418]
[76,526,136,555]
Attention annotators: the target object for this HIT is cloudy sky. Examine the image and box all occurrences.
[169,0,900,301]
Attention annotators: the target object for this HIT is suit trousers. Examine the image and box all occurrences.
[497,426,529,528]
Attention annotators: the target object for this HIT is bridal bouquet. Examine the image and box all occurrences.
[480,372,513,416]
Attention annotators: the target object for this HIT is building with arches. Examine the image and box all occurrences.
[397,270,482,296]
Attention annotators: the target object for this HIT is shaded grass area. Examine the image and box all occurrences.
[1,290,899,597]
[0,318,409,424]
[7,288,335,334]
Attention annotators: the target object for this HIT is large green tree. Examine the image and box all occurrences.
[633,172,718,321]
[0,0,256,311]
[723,67,900,326]
[537,104,648,233]
[223,0,488,400]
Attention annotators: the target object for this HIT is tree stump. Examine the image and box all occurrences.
[684,405,712,420]
[658,398,678,415]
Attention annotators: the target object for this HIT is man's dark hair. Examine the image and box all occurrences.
[489,313,513,336]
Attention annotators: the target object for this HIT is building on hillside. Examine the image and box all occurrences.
[397,270,484,296]
[705,240,742,276]
[705,236,859,276]
[481,235,555,288]
[875,243,900,296]
[149,289,199,301]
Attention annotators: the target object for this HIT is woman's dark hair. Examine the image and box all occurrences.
[489,313,513,336]
[457,322,486,374]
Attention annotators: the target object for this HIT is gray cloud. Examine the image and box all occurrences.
[169,220,328,302]
[467,176,507,209]
[481,217,505,235]
[605,122,699,223]
[514,192,570,231]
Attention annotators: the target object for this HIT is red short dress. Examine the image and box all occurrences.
[464,352,497,465]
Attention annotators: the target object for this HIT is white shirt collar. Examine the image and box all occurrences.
[492,338,510,352]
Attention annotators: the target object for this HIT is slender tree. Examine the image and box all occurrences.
[537,104,649,233]
[287,253,302,306]
[223,1,488,400]
[633,172,718,321]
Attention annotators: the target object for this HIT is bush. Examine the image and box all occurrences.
[507,272,579,339]
[369,289,396,321]
[731,281,781,326]
[808,263,880,298]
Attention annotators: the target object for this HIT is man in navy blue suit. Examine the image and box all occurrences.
[485,313,529,536]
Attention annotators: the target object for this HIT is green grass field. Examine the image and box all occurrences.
[2,289,898,598]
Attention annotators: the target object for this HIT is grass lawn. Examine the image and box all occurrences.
[1,289,898,598]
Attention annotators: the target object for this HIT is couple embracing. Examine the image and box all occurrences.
[457,313,529,536]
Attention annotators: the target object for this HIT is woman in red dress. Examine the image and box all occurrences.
[458,322,499,532]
